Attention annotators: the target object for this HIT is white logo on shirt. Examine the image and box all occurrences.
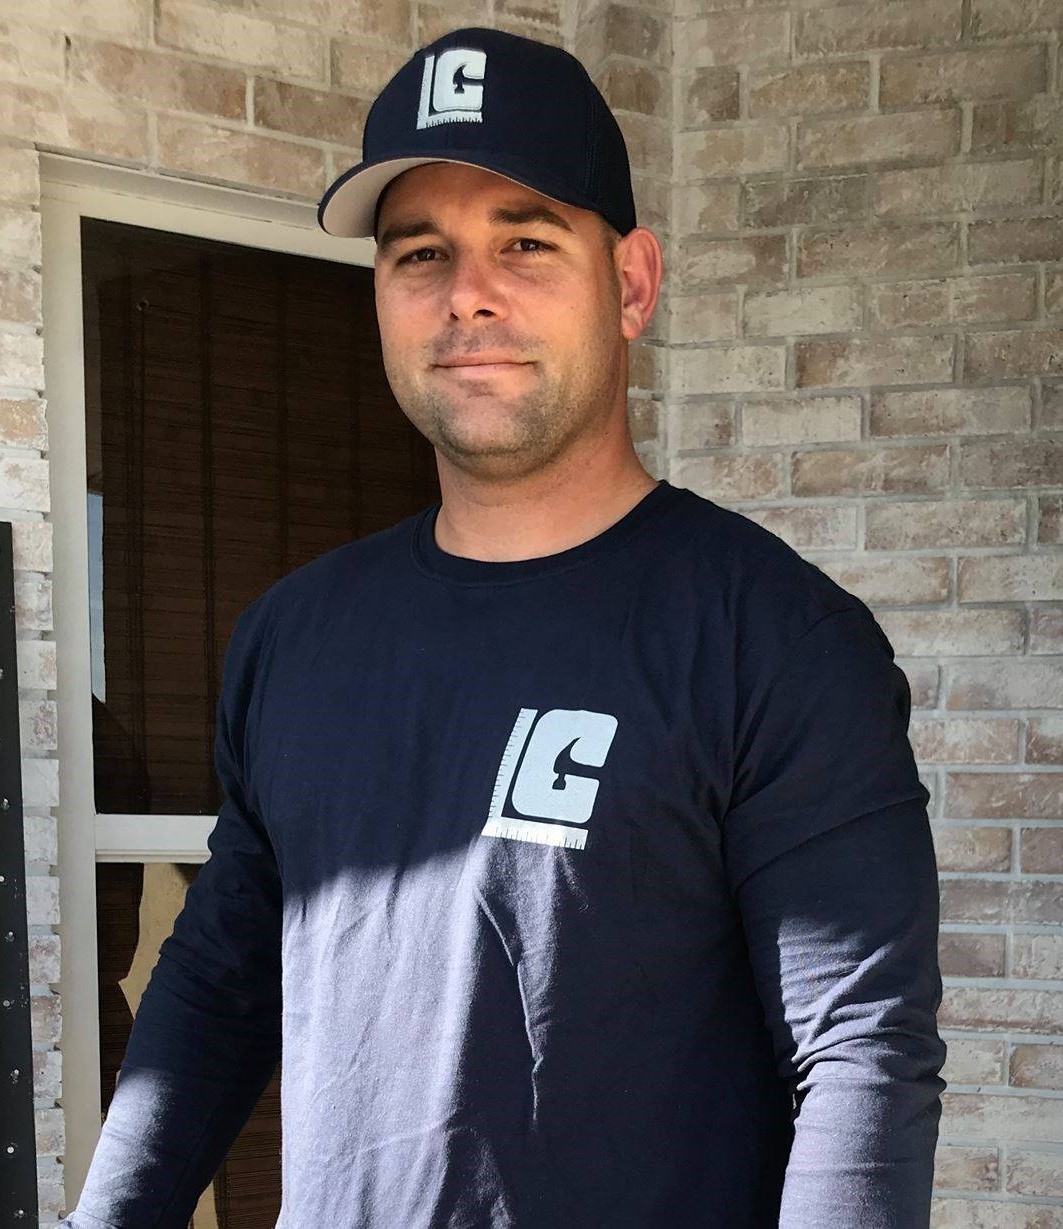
[481,708,618,850]
[417,48,487,129]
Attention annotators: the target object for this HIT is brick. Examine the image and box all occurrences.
[958,560,1056,607]
[800,109,960,170]
[22,756,58,809]
[629,340,663,393]
[749,60,870,119]
[16,638,55,691]
[681,67,739,127]
[875,160,1042,218]
[23,813,56,864]
[1006,1148,1063,1198]
[946,772,1063,819]
[971,218,1063,266]
[795,0,962,56]
[1028,718,1063,763]
[157,116,325,199]
[871,387,1029,437]
[949,659,1063,709]
[971,0,1063,38]
[898,660,940,708]
[330,38,407,96]
[678,235,787,288]
[676,126,789,179]
[615,112,670,177]
[742,174,869,229]
[27,932,59,984]
[674,182,741,235]
[417,1,487,46]
[30,988,58,1045]
[13,518,53,573]
[933,824,1012,871]
[20,697,57,750]
[808,555,951,605]
[938,930,1008,977]
[795,335,954,388]
[1011,1044,1063,1090]
[741,394,861,445]
[678,9,789,69]
[866,498,1026,550]
[972,97,1063,155]
[961,440,1063,491]
[1020,826,1063,873]
[1040,498,1063,545]
[0,80,148,160]
[495,0,561,28]
[881,46,1047,106]
[600,61,667,121]
[1049,273,1063,320]
[966,330,1063,380]
[598,6,669,67]
[673,344,786,395]
[939,989,1063,1033]
[158,2,326,79]
[32,1047,60,1101]
[940,877,1063,925]
[628,399,659,447]
[631,174,669,239]
[15,577,51,632]
[953,273,1037,325]
[0,456,49,510]
[792,443,949,495]
[671,401,734,451]
[739,504,858,552]
[69,37,246,121]
[35,1105,63,1154]
[673,452,786,502]
[882,610,1023,657]
[3,0,143,41]
[671,292,737,344]
[1013,934,1063,981]
[0,397,46,449]
[0,204,39,265]
[870,279,950,330]
[797,224,958,278]
[744,285,862,338]
[25,873,58,925]
[911,716,1019,763]
[0,143,37,206]
[933,1143,1000,1190]
[0,21,63,84]
[0,267,40,325]
[929,1200,1063,1228]
[940,1038,1006,1084]
[255,78,367,144]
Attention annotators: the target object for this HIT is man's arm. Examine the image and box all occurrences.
[61,603,283,1229]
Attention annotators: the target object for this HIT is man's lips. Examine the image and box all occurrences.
[433,359,532,376]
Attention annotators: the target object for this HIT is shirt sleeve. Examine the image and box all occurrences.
[60,601,283,1229]
[724,603,946,1227]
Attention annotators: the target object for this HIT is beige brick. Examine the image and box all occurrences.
[157,116,326,199]
[672,292,737,345]
[0,21,63,84]
[739,504,858,551]
[971,0,1063,38]
[742,174,869,229]
[0,204,39,265]
[1010,1044,1063,1090]
[1013,934,1063,981]
[972,218,1063,266]
[23,813,56,864]
[933,823,1012,871]
[600,61,668,121]
[627,398,658,446]
[946,772,1063,819]
[25,873,58,925]
[939,931,1008,979]
[0,330,43,391]
[1028,717,1063,763]
[673,452,785,501]
[882,610,1023,657]
[15,518,57,573]
[69,37,246,121]
[744,285,862,338]
[0,397,46,450]
[954,273,1037,325]
[16,577,51,632]
[16,638,55,691]
[940,879,1062,925]
[966,330,1063,380]
[671,400,734,451]
[35,1105,63,1155]
[417,1,487,46]
[1020,827,1063,874]
[0,267,40,324]
[681,67,739,127]
[933,1143,1000,1190]
[631,174,669,239]
[0,144,38,207]
[943,988,1061,1027]
[941,1091,1063,1144]
[330,38,407,96]
[870,387,1030,437]
[930,1198,1063,1227]
[22,756,58,808]
[32,1047,60,1100]
[1006,1148,1063,1198]
[881,46,1047,107]
[674,182,741,235]
[876,159,1042,218]
[158,0,325,81]
[870,279,950,330]
[592,5,669,67]
[949,659,1063,709]
[20,697,56,752]
[749,60,870,119]
[741,394,861,445]
[676,126,789,179]
[795,0,962,56]
[796,335,954,388]
[678,9,789,69]
[1040,497,1063,546]
[0,456,48,511]
[940,1037,1006,1085]
[792,443,949,495]
[28,933,59,984]
[811,555,951,605]
[255,78,367,144]
[911,716,1019,763]
[1049,273,1063,320]
[0,80,148,160]
[679,235,787,288]
[797,223,958,278]
[800,109,960,169]
[972,97,1063,155]
[899,660,941,708]
[615,112,670,177]
[3,0,143,42]
[961,440,1063,490]
[324,0,416,44]
[629,340,663,393]
[867,498,1025,551]
[673,344,786,395]
[494,0,561,28]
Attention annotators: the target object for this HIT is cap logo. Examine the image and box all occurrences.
[417,47,486,129]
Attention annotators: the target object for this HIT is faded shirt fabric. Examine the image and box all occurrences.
[62,479,946,1229]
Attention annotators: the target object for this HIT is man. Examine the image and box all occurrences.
[61,26,945,1229]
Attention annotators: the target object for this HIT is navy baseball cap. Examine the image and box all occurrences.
[317,26,637,241]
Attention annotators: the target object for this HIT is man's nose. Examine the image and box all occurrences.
[445,253,505,321]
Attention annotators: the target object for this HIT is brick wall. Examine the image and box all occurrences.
[1,0,1059,1222]
[669,0,1063,1222]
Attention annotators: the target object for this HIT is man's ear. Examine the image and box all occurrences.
[616,228,663,342]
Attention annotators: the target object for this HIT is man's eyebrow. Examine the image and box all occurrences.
[376,203,575,254]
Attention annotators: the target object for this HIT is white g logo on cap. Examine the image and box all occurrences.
[417,48,487,129]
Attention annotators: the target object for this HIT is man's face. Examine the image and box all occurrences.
[372,162,630,481]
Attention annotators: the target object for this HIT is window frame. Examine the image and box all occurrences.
[39,153,375,1205]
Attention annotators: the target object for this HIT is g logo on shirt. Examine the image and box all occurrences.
[481,708,618,850]
[417,48,486,129]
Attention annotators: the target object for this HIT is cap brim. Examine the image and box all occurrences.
[317,153,603,240]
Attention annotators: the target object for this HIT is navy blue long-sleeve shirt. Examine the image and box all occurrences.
[63,479,946,1227]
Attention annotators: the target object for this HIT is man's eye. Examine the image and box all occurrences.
[396,247,438,265]
[395,238,551,266]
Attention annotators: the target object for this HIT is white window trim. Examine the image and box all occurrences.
[40,153,374,1207]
